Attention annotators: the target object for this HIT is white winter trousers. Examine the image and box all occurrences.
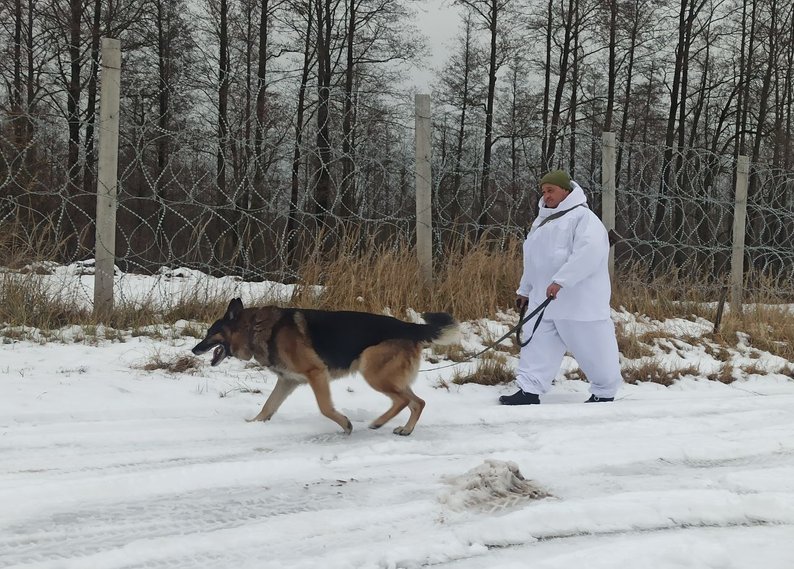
[516,317,622,398]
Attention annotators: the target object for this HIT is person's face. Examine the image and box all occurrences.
[541,183,570,208]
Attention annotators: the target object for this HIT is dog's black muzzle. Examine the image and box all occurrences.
[192,340,229,366]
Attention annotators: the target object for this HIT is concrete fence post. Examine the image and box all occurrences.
[730,155,750,314]
[415,93,432,284]
[601,131,617,281]
[94,38,121,319]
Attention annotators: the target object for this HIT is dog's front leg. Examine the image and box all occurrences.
[247,376,298,422]
[306,369,353,434]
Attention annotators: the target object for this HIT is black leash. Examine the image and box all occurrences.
[420,297,553,373]
[515,296,552,347]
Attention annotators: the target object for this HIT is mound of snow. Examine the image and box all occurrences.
[439,459,550,513]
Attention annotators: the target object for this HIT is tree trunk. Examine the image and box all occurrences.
[12,0,23,145]
[737,0,757,157]
[339,0,357,216]
[785,14,794,170]
[543,0,575,168]
[452,16,474,204]
[541,0,552,169]
[217,0,230,197]
[651,0,687,273]
[82,0,103,199]
[155,0,171,200]
[314,0,333,220]
[475,0,498,236]
[672,0,697,267]
[604,0,617,132]
[568,0,579,176]
[67,0,82,193]
[616,0,640,184]
[254,0,270,197]
[288,2,315,268]
[749,0,779,262]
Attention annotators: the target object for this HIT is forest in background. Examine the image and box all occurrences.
[0,0,792,287]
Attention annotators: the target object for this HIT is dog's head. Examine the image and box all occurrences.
[192,298,251,366]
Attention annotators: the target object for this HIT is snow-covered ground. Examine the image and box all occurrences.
[2,266,794,568]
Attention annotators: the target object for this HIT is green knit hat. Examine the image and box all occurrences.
[539,169,572,191]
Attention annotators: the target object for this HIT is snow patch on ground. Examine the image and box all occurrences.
[439,459,550,513]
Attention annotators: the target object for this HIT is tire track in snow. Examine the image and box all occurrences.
[0,480,357,567]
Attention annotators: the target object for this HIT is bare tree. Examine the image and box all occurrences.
[541,0,576,169]
[287,0,316,264]
[603,0,617,132]
[495,52,537,204]
[455,0,516,235]
[312,0,338,219]
[337,0,423,216]
[435,11,487,219]
[253,0,288,195]
[217,0,230,195]
[650,0,710,271]
[614,0,660,183]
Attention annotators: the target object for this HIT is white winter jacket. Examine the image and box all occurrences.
[516,181,612,321]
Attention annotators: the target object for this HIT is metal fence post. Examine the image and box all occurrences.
[601,131,617,281]
[415,93,432,284]
[94,38,121,319]
[730,155,749,314]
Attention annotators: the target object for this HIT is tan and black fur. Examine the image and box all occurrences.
[192,299,460,436]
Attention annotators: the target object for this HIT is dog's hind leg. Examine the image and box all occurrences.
[391,387,425,436]
[369,393,409,430]
[247,376,298,422]
[306,369,353,434]
[359,340,425,435]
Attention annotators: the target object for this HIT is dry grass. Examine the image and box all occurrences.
[0,273,91,330]
[0,218,70,270]
[615,323,655,359]
[451,352,515,386]
[0,272,235,339]
[287,239,791,366]
[428,343,477,364]
[622,361,701,386]
[707,363,736,384]
[180,322,209,339]
[611,262,720,321]
[141,353,202,374]
[701,340,733,362]
[740,361,768,376]
[160,291,240,325]
[711,305,794,361]
[2,231,792,387]
[219,385,263,398]
[564,367,588,381]
[290,232,522,322]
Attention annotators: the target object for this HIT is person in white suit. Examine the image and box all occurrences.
[499,169,622,405]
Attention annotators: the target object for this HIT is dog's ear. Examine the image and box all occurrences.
[225,298,244,320]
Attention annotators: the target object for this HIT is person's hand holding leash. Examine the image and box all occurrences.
[546,282,562,299]
[515,295,529,310]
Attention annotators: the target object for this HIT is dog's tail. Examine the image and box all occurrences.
[421,312,461,346]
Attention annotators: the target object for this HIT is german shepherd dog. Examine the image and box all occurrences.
[192,299,460,436]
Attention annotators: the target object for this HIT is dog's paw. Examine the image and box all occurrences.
[392,426,413,436]
[343,419,353,435]
[368,422,383,430]
[246,414,272,423]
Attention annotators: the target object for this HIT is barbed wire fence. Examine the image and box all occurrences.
[1,44,793,313]
[430,125,794,304]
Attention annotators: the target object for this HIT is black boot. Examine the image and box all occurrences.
[499,390,540,405]
[585,395,614,403]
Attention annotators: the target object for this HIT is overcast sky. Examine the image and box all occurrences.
[409,0,461,93]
